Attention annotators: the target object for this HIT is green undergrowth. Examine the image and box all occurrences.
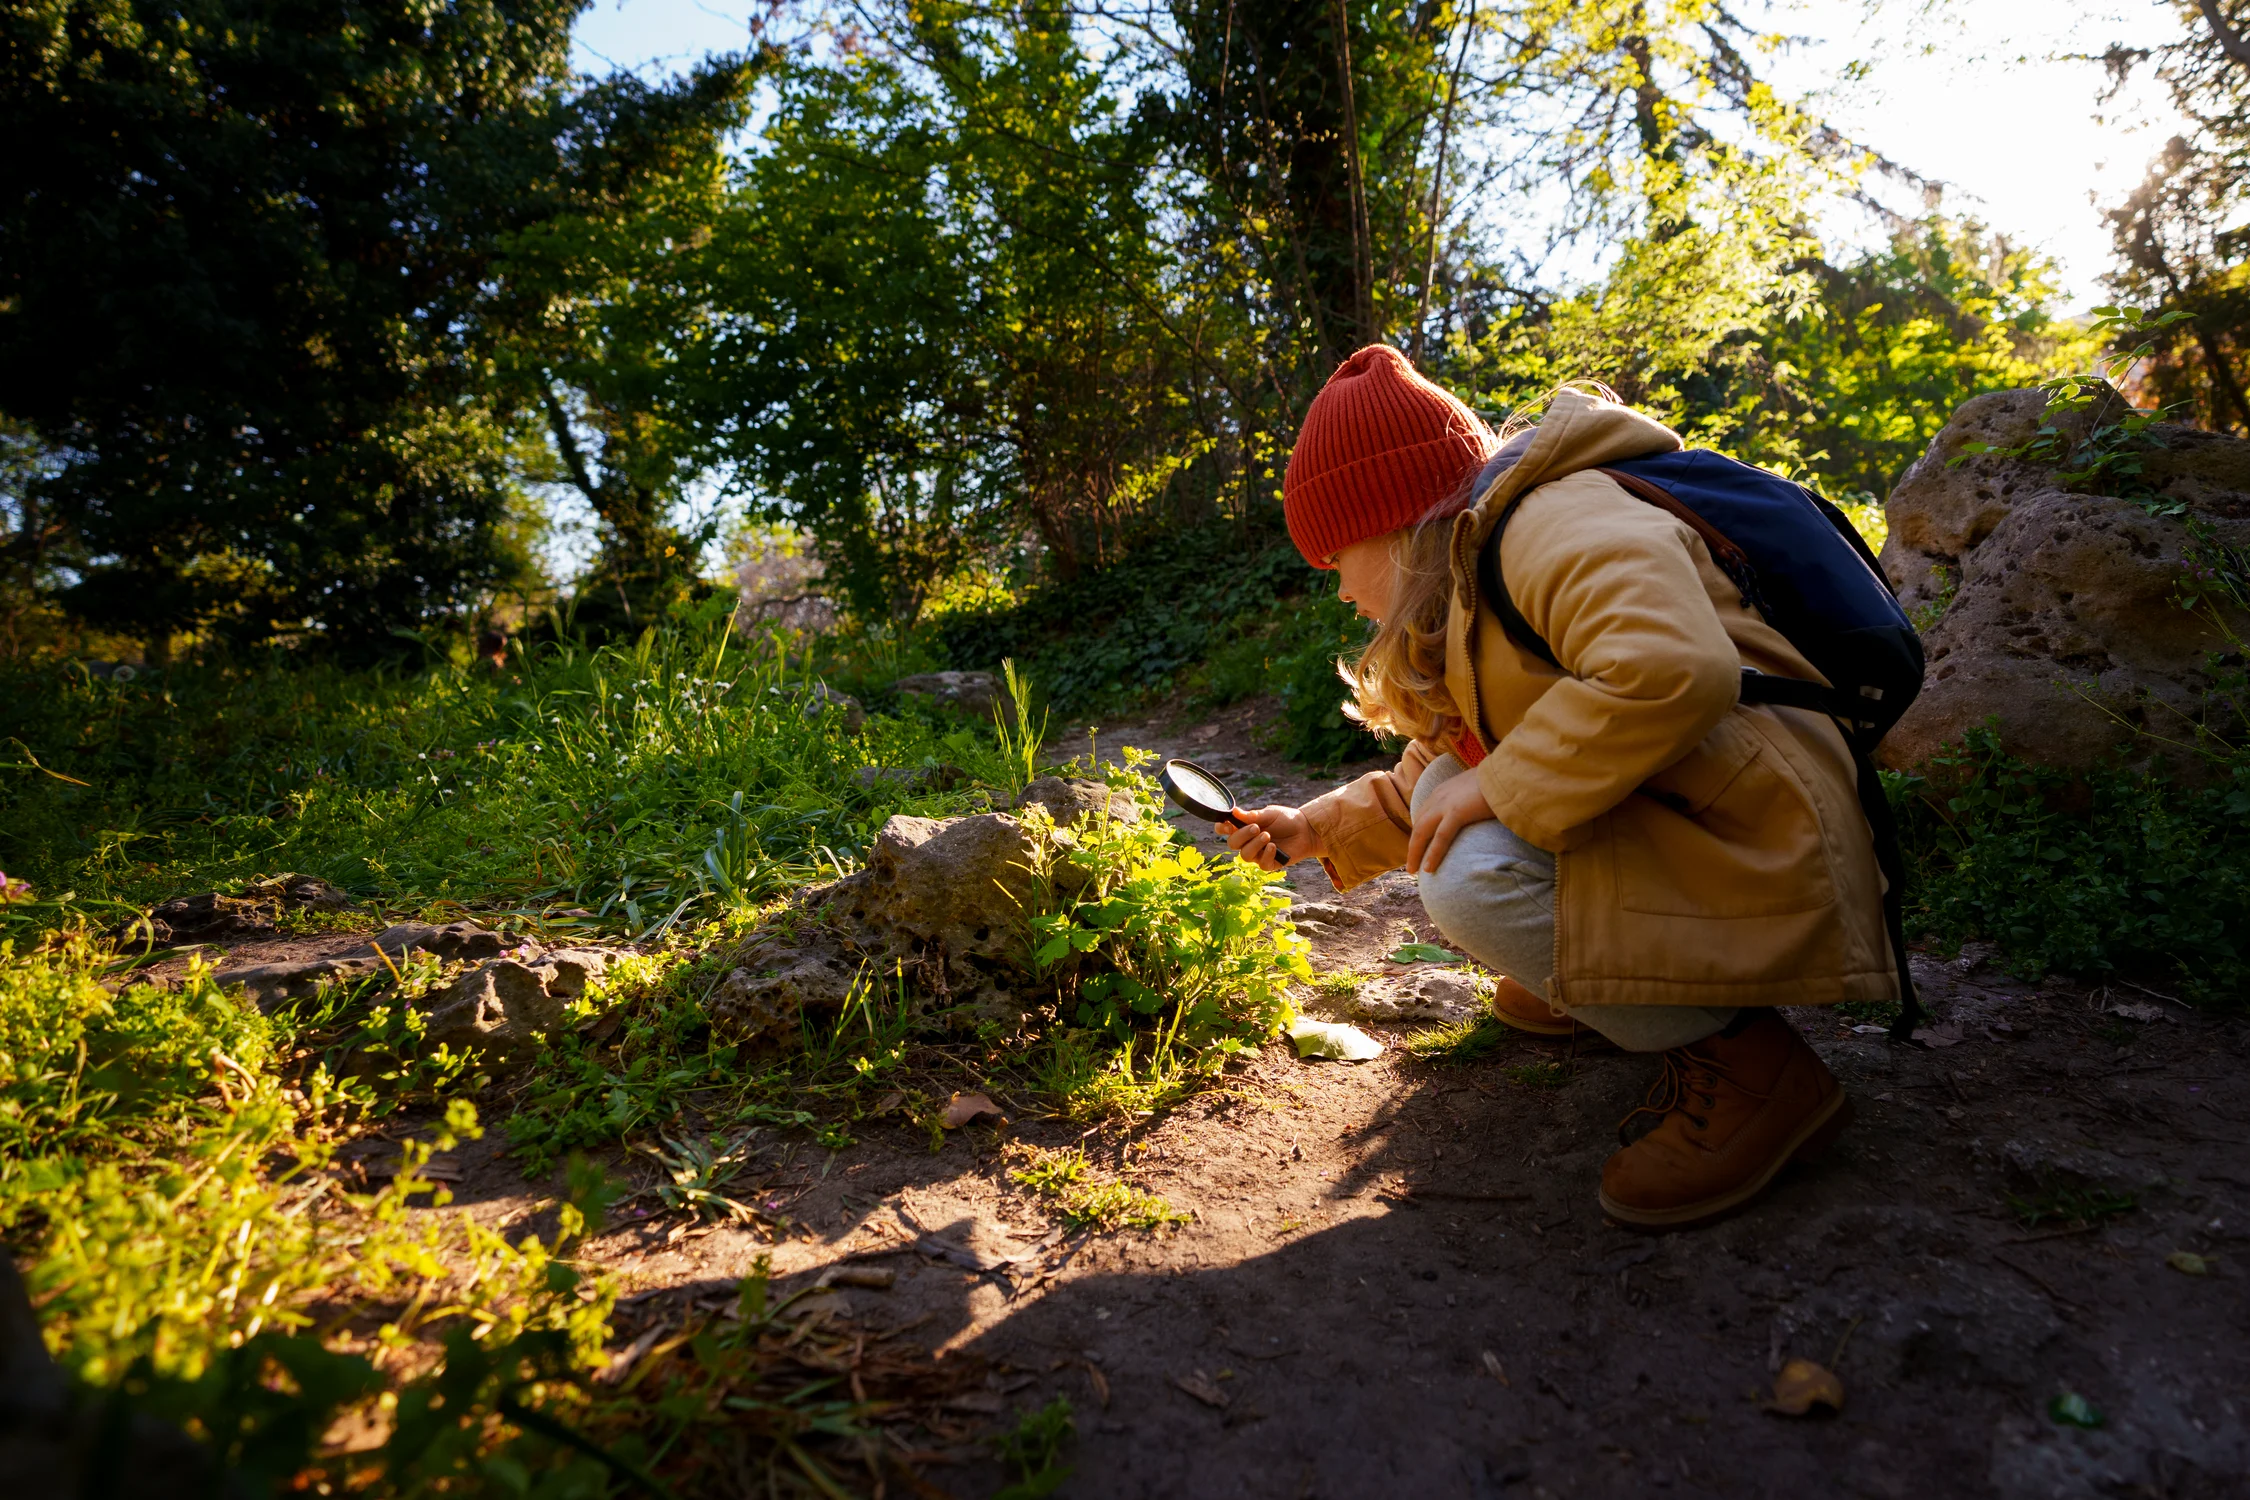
[1892,726,2250,1003]
[1403,1015,1519,1065]
[0,594,1014,938]
[928,518,1386,765]
[0,616,1314,1488]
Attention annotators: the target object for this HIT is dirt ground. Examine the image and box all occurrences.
[169,701,2250,1498]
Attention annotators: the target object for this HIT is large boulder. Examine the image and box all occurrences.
[1880,387,2250,775]
[706,812,1044,1043]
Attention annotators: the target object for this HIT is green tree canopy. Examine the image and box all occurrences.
[0,0,598,657]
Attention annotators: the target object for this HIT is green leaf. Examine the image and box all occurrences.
[1287,1017,1383,1062]
[1388,942,1464,965]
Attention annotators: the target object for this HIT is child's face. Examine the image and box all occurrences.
[1329,534,1399,623]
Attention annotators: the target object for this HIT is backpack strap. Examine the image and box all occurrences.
[1475,475,1926,1046]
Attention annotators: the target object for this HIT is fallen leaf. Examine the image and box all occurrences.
[2106,1002,2167,1024]
[939,1091,1005,1128]
[1174,1370,1232,1409]
[2166,1250,2211,1276]
[1082,1361,1110,1407]
[1480,1349,1510,1387]
[1849,1024,1889,1035]
[1766,1358,1844,1416]
[1911,1023,1964,1048]
[2049,1390,2104,1429]
[871,1089,906,1116]
[1287,1017,1384,1062]
[1387,942,1464,965]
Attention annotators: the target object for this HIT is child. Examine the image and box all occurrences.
[1222,346,1895,1230]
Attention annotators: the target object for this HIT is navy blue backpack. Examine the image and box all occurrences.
[1479,448,1928,1041]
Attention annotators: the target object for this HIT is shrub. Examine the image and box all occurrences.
[1025,758,1310,1049]
[1893,726,2250,1001]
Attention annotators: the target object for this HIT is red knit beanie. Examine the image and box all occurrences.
[1283,345,1496,568]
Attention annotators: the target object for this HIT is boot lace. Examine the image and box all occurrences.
[1616,1042,1774,1146]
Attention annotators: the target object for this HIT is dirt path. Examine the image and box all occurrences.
[170,701,2250,1497]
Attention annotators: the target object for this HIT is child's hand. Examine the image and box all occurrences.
[1218,805,1322,871]
[1406,771,1498,874]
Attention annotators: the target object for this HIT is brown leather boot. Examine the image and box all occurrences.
[1488,975,1577,1037]
[1598,1010,1851,1230]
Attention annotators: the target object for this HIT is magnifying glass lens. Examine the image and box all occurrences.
[1159,759,1238,823]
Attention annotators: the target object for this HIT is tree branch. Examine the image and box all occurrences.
[541,382,603,511]
[2196,0,2250,71]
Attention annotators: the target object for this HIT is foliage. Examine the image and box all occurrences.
[992,1395,1077,1500]
[0,0,589,658]
[1891,727,2250,1002]
[499,59,761,637]
[0,599,1010,933]
[0,928,609,1388]
[84,1236,944,1495]
[1402,1015,1517,1065]
[701,8,1195,622]
[0,639,1317,1486]
[936,519,1305,709]
[1008,1145,1186,1233]
[1025,758,1310,1050]
[1748,219,2098,503]
[2007,1183,2138,1232]
[1949,305,2196,504]
[2098,2,2250,433]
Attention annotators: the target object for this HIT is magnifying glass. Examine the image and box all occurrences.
[1159,758,1242,827]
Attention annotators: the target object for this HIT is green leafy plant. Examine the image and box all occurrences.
[1404,1015,1518,1065]
[1948,304,2195,504]
[1026,767,1310,1049]
[1502,1059,1572,1089]
[993,1396,1077,1500]
[1009,1145,1187,1232]
[636,1131,761,1223]
[1891,726,2250,1001]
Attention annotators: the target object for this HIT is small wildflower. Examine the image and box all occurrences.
[0,872,33,904]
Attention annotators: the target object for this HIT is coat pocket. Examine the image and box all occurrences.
[1614,713,1836,918]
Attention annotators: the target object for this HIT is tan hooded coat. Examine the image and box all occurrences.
[1300,389,1897,1009]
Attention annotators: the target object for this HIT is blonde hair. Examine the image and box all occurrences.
[1340,412,1544,743]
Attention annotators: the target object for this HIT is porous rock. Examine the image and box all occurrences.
[892,670,1008,718]
[143,872,352,944]
[412,946,618,1051]
[1285,899,1389,972]
[213,921,620,1043]
[706,812,1042,1043]
[1880,387,2250,774]
[1013,776,1141,829]
[214,955,385,1010]
[1344,970,1489,1024]
[371,920,511,962]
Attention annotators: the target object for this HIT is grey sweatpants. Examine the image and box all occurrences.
[1410,753,1735,1053]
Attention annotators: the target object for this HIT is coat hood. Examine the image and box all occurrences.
[1463,386,1683,548]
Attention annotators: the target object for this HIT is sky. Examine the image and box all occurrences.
[571,0,2198,312]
